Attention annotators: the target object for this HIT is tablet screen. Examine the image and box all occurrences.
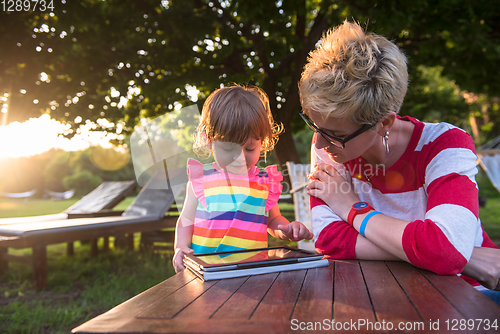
[185,246,323,271]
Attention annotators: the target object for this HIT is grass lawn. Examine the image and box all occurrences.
[0,242,174,333]
[479,197,500,242]
[477,171,500,242]
[0,196,134,218]
[0,179,499,333]
[0,196,173,333]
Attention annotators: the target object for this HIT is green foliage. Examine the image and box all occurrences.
[1,0,499,165]
[477,169,500,199]
[0,147,135,195]
[62,170,102,196]
[292,127,314,164]
[402,65,470,128]
[43,150,73,191]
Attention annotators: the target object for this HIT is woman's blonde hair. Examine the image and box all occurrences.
[299,20,408,125]
[193,84,283,159]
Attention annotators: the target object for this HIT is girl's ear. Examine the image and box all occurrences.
[202,130,212,149]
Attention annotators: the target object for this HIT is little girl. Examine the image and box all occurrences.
[173,84,313,272]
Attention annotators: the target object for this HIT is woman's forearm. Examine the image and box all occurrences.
[355,234,402,261]
[352,212,410,262]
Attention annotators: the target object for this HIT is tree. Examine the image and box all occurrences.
[0,147,135,195]
[1,0,499,167]
[63,170,102,196]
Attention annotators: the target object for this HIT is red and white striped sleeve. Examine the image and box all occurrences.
[402,123,485,275]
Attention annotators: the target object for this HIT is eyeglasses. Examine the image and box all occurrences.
[299,110,375,149]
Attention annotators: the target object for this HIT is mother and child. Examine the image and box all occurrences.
[172,20,500,304]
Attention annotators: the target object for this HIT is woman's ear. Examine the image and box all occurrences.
[377,112,397,136]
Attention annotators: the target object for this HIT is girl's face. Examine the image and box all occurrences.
[212,137,262,174]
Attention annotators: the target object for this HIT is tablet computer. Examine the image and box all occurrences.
[183,246,324,272]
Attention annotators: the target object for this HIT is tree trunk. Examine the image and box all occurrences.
[469,115,480,144]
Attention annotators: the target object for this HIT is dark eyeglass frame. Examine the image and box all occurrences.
[299,110,376,149]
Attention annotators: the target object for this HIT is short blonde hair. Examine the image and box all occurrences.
[299,20,408,125]
[193,84,283,159]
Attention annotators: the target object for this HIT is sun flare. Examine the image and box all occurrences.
[0,115,120,160]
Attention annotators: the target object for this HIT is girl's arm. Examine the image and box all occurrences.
[173,181,197,273]
[267,204,313,241]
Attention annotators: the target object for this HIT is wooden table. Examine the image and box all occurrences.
[72,260,500,333]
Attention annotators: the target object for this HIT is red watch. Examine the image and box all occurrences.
[347,202,374,226]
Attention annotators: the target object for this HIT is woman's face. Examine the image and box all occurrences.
[308,110,377,164]
[212,137,262,174]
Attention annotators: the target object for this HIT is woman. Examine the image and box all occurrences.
[298,20,500,303]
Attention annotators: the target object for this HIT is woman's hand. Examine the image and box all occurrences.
[461,247,500,290]
[307,163,360,221]
[173,247,194,273]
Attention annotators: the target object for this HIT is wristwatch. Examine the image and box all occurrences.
[347,202,374,226]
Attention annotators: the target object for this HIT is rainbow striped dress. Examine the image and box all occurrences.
[187,158,283,254]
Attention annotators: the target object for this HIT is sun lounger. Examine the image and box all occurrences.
[0,173,184,289]
[0,180,137,224]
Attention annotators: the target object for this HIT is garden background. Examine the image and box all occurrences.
[1,0,500,332]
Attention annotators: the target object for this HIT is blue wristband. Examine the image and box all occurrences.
[360,211,383,237]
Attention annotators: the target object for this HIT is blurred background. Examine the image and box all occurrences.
[1,0,499,197]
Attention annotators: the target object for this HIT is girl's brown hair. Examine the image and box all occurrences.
[193,84,283,159]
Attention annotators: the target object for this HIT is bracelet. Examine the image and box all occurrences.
[360,211,383,237]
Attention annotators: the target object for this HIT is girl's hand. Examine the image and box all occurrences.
[277,221,314,242]
[173,247,194,273]
[462,247,500,290]
[307,163,360,222]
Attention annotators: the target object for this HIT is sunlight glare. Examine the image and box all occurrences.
[0,114,122,159]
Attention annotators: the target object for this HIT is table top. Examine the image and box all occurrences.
[72,260,500,334]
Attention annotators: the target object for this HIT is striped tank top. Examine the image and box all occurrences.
[187,158,283,254]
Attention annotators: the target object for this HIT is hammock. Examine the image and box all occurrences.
[0,189,37,199]
[44,189,76,200]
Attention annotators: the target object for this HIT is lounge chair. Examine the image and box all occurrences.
[0,180,137,224]
[0,172,184,289]
[0,180,137,257]
[285,162,314,251]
